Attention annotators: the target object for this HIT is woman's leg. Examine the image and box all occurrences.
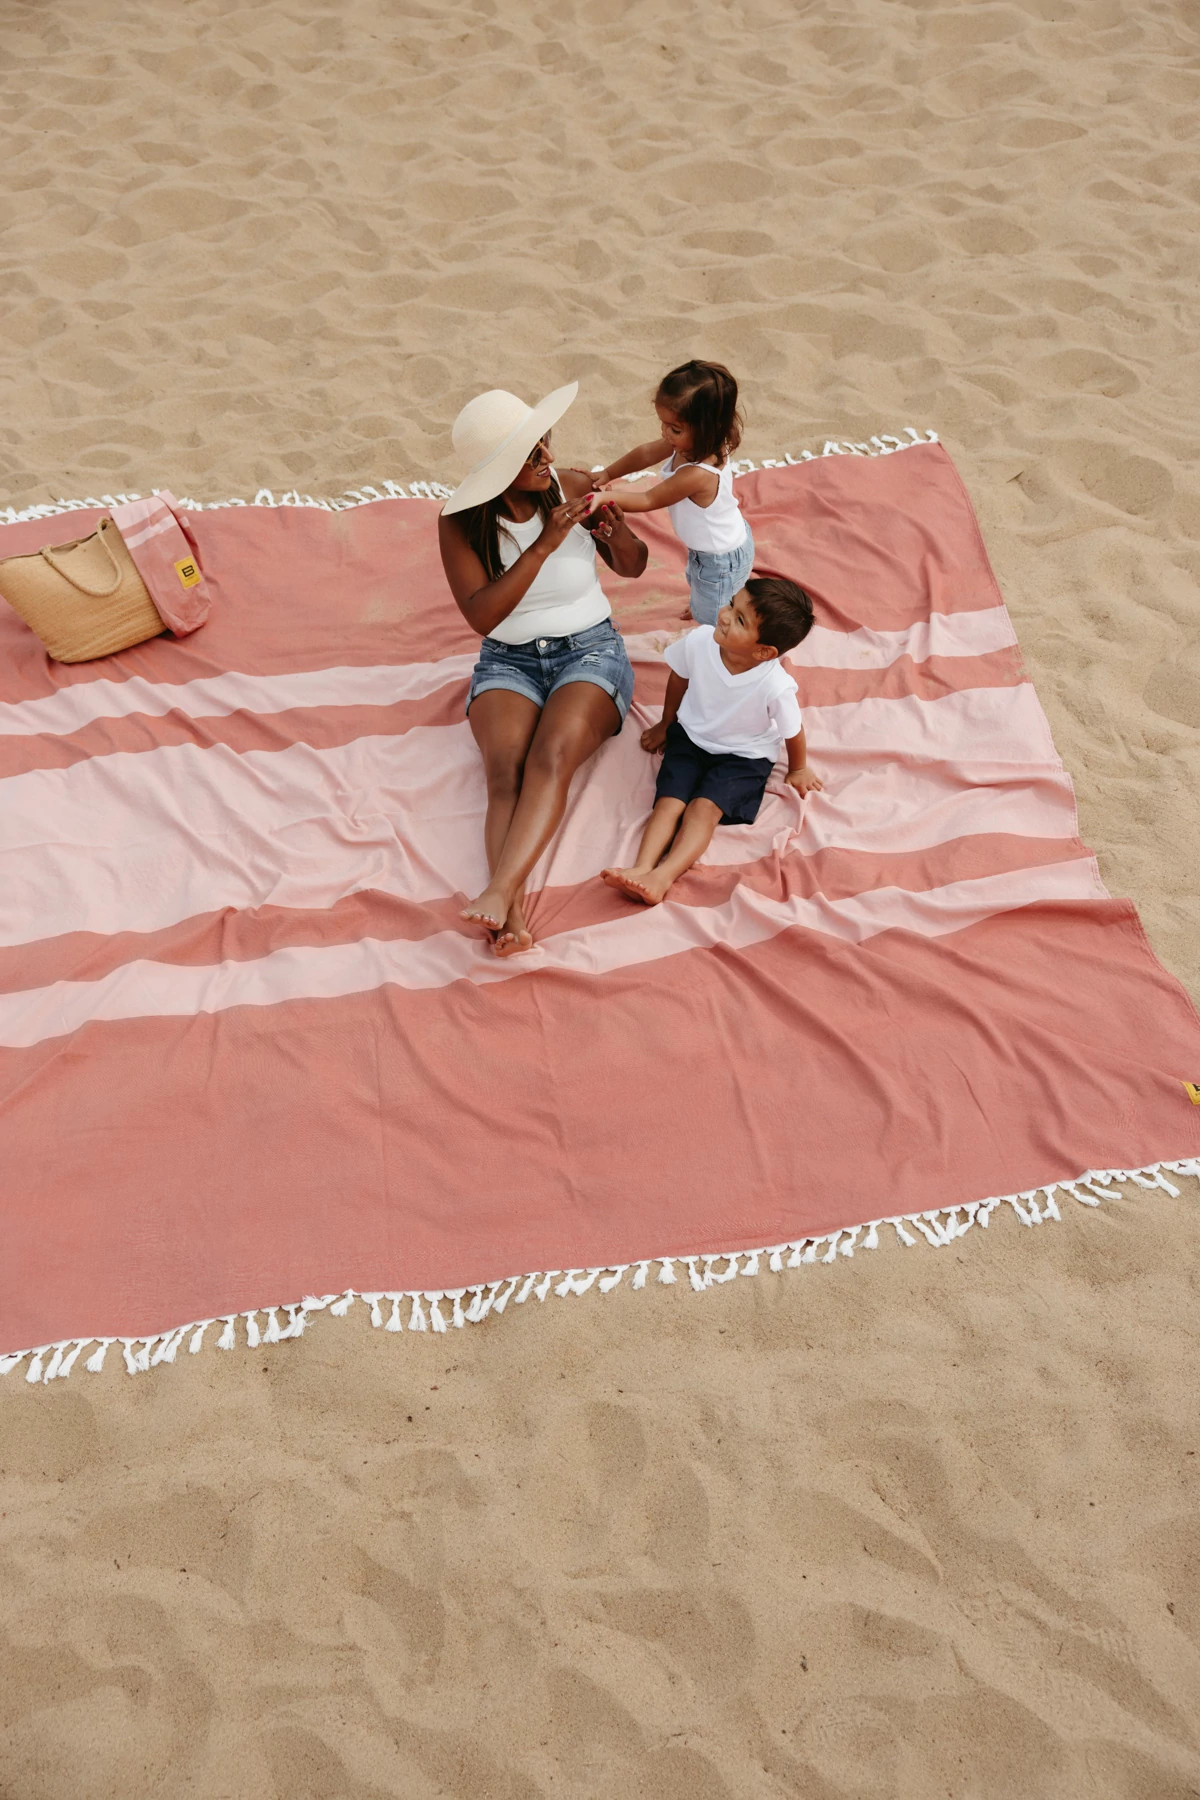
[462,681,621,935]
[468,689,541,953]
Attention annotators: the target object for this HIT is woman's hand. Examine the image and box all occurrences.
[534,496,593,558]
[594,502,648,578]
[582,498,619,540]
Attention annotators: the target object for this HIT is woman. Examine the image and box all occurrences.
[439,381,648,955]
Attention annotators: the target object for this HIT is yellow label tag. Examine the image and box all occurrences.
[174,556,200,589]
[1185,1081,1200,1106]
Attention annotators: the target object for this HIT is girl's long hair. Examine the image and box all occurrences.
[656,360,743,465]
[460,474,563,583]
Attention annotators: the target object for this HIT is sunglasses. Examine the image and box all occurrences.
[525,437,552,471]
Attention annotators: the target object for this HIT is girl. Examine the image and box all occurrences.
[591,360,753,626]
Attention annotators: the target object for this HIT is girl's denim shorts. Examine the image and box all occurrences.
[466,617,635,724]
[685,528,755,626]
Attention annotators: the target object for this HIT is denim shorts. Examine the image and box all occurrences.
[685,528,755,626]
[466,617,635,724]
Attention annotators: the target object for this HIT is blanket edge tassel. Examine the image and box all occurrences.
[3,1156,1197,1384]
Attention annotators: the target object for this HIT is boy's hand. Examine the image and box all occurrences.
[785,766,823,794]
[641,719,668,754]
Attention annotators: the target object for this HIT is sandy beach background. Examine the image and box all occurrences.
[2,0,1199,1794]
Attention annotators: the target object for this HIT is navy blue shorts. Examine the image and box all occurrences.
[654,721,774,825]
[466,618,634,724]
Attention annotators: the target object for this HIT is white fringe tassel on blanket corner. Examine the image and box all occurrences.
[3,1159,1198,1385]
[0,428,940,526]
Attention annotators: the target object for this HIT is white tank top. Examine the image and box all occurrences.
[662,455,748,555]
[488,473,611,644]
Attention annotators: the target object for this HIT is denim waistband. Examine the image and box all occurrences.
[488,619,617,656]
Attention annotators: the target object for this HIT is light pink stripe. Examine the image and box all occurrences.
[0,858,1105,1049]
[0,658,473,739]
[806,681,1059,762]
[108,495,165,528]
[0,685,1079,948]
[119,513,177,550]
[0,619,1010,744]
[785,606,1016,671]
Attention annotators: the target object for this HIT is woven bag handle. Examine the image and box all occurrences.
[39,521,124,598]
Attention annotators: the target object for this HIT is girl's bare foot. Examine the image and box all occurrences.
[462,885,510,932]
[602,865,672,906]
[494,898,534,957]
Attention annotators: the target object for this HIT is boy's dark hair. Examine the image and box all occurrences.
[655,360,743,464]
[744,575,814,655]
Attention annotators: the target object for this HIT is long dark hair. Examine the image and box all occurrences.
[656,360,743,464]
[460,474,563,583]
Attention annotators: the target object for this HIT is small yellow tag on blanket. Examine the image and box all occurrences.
[174,556,200,588]
[1184,1081,1200,1105]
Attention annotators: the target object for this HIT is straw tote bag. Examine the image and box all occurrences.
[0,518,166,663]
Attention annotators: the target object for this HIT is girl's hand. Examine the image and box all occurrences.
[535,497,593,557]
[785,766,823,794]
[641,719,668,754]
[583,498,619,540]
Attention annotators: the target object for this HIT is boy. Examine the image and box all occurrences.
[603,576,821,907]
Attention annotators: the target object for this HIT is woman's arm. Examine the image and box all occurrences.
[592,506,648,579]
[598,463,719,516]
[438,498,592,638]
[593,438,672,486]
[557,468,648,579]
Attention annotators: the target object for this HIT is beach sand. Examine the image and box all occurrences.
[2,0,1199,1794]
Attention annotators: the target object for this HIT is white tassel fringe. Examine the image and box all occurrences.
[0,430,940,528]
[3,1157,1197,1385]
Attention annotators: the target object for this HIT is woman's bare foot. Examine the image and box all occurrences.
[462,885,510,932]
[602,865,672,906]
[494,898,535,957]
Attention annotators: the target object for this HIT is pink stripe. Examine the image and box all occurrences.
[0,688,468,781]
[0,611,1010,748]
[787,606,1015,669]
[0,685,1078,950]
[0,858,1105,1048]
[807,681,1059,762]
[0,659,473,740]
[0,648,1026,784]
[0,832,1085,998]
[626,637,1026,717]
[793,647,1025,710]
[108,495,167,528]
[4,890,1197,1348]
[119,513,176,550]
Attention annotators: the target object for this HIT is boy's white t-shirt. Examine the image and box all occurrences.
[663,626,803,761]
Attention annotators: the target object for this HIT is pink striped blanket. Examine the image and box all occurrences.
[2,446,1199,1377]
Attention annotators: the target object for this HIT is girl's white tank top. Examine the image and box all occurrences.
[488,471,611,644]
[661,455,748,555]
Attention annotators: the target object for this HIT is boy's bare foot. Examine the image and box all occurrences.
[462,885,510,933]
[494,898,534,957]
[602,865,672,906]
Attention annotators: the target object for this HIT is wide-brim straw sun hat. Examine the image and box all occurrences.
[441,380,579,515]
